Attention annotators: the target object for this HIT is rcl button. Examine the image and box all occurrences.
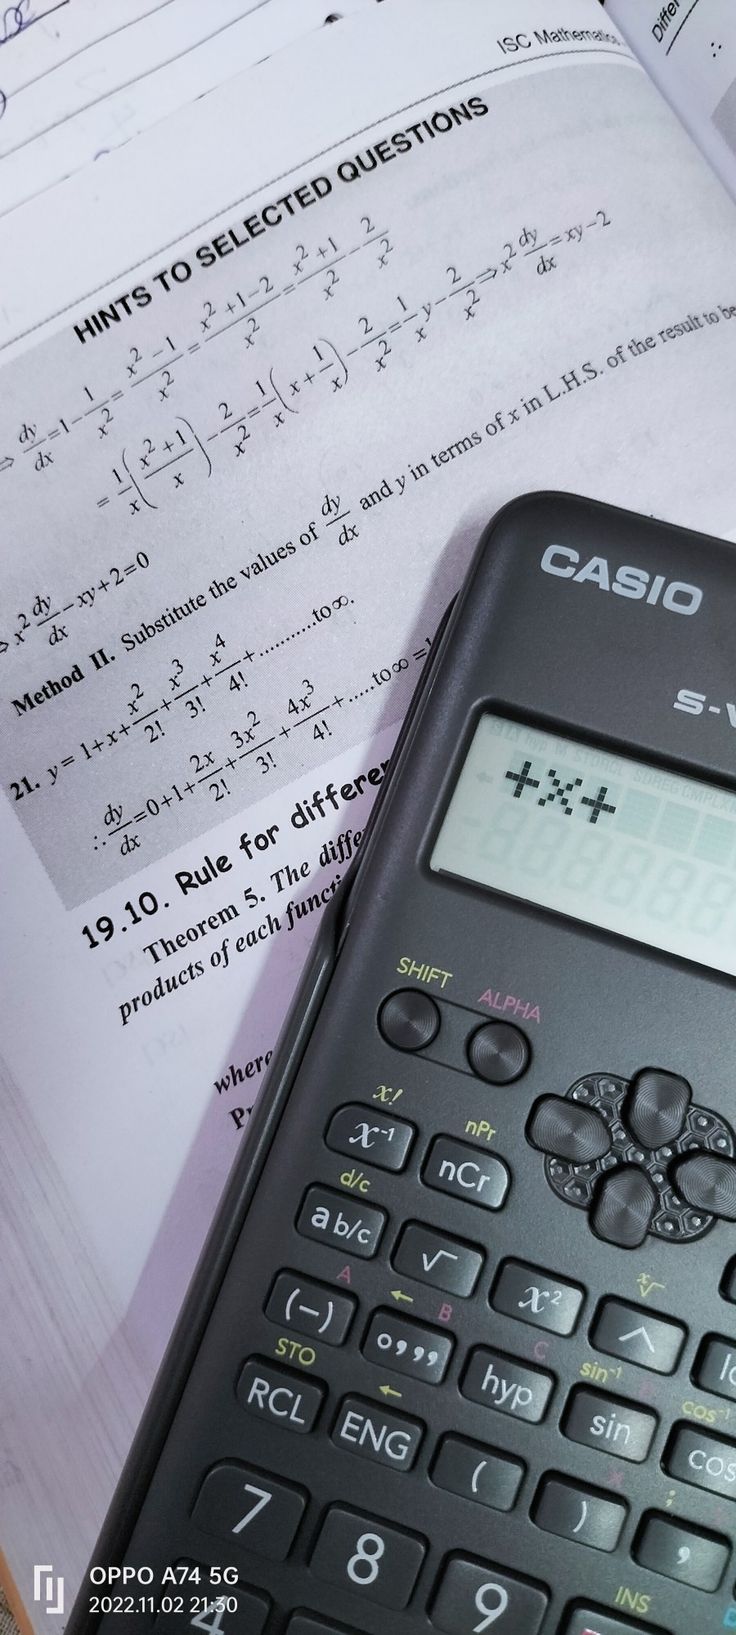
[237,1357,325,1433]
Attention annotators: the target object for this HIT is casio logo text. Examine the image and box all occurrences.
[541,545,702,615]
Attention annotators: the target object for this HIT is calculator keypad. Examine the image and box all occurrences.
[559,1611,665,1635]
[429,1555,548,1634]
[664,1422,736,1497]
[422,1134,510,1209]
[296,1185,386,1257]
[236,1358,325,1432]
[331,1395,424,1470]
[540,1070,735,1243]
[265,1271,356,1344]
[310,1505,426,1608]
[115,971,736,1635]
[633,1511,729,1590]
[392,1220,483,1295]
[325,1104,415,1170]
[491,1259,584,1334]
[430,1434,525,1512]
[362,1308,453,1383]
[562,1387,657,1462]
[532,1475,627,1551]
[191,1463,306,1557]
[590,1299,686,1373]
[461,1347,555,1422]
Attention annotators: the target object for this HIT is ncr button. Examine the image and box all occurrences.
[423,1136,509,1211]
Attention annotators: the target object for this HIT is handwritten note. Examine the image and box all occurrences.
[0,0,380,217]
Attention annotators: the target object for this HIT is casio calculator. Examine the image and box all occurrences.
[71,493,736,1635]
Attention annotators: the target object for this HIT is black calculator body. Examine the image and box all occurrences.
[72,493,736,1635]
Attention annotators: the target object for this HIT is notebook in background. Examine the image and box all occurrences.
[0,0,380,218]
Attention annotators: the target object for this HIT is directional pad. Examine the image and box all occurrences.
[591,1166,657,1249]
[529,1097,611,1164]
[531,1070,735,1246]
[627,1068,690,1149]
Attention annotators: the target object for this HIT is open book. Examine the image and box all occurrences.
[1,0,736,1627]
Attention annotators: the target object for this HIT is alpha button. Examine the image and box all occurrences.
[674,1152,736,1219]
[467,1021,529,1084]
[592,1166,657,1249]
[529,1096,611,1163]
[378,989,440,1051]
[627,1068,691,1148]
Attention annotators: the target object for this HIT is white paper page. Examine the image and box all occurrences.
[3,0,736,1623]
[0,0,378,219]
[607,0,736,198]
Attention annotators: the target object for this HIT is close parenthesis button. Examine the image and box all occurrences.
[467,1020,530,1084]
[378,988,440,1052]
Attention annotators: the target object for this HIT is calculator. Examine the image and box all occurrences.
[71,493,736,1635]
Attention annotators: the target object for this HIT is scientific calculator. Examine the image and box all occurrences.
[71,493,736,1635]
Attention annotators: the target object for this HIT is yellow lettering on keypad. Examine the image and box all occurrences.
[339,1168,371,1193]
[373,1084,404,1103]
[396,956,453,989]
[681,1398,718,1425]
[636,1272,666,1300]
[579,1358,617,1385]
[464,1119,496,1142]
[615,1587,651,1615]
[274,1337,317,1367]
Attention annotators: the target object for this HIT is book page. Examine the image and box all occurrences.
[606,0,736,198]
[0,0,379,219]
[2,0,736,1623]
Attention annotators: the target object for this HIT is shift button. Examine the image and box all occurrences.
[378,988,440,1051]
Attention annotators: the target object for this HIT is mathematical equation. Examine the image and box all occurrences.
[1,91,625,914]
[7,594,435,898]
[0,200,614,654]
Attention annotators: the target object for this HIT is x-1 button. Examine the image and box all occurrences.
[591,1300,685,1374]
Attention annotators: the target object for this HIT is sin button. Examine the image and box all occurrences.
[467,1020,530,1084]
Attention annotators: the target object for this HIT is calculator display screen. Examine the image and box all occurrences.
[431,713,736,977]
